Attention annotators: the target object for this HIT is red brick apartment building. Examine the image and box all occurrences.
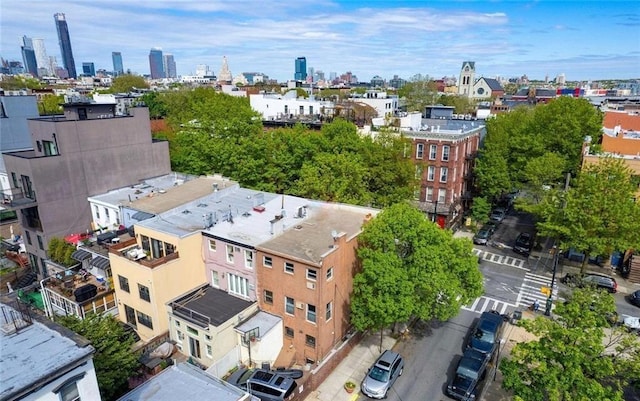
[256,204,377,366]
[405,122,483,228]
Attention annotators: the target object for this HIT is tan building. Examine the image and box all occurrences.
[257,204,378,366]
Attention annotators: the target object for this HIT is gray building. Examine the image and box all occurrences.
[2,100,170,277]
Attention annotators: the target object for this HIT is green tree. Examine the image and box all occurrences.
[140,91,168,119]
[500,287,638,401]
[521,152,567,205]
[110,74,149,93]
[56,313,140,401]
[535,157,640,274]
[48,237,77,267]
[351,203,483,342]
[397,75,439,112]
[38,94,64,115]
[470,196,491,225]
[437,94,476,114]
[0,75,43,90]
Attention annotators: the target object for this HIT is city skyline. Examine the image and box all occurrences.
[1,1,638,82]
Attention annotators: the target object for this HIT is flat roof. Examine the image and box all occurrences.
[0,303,94,400]
[171,286,255,327]
[235,311,281,338]
[117,362,251,401]
[258,203,379,265]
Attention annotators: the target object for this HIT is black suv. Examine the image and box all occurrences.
[467,310,504,356]
[446,348,489,401]
[513,232,533,256]
[226,368,297,401]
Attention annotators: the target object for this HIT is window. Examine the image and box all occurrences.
[42,140,58,156]
[326,267,333,280]
[427,166,435,181]
[208,240,216,252]
[25,231,31,245]
[285,326,294,338]
[438,188,447,203]
[440,167,448,183]
[244,250,254,268]
[105,208,110,220]
[37,235,43,250]
[306,269,317,281]
[228,274,249,297]
[95,205,100,219]
[226,245,234,263]
[124,304,136,327]
[176,330,184,342]
[118,275,130,292]
[175,320,181,327]
[426,187,434,202]
[285,297,295,315]
[307,304,316,323]
[206,344,213,358]
[264,290,273,304]
[187,326,198,336]
[442,145,450,161]
[309,105,314,115]
[165,242,175,255]
[429,144,437,160]
[415,165,423,180]
[59,381,80,401]
[150,238,164,259]
[326,301,333,321]
[305,334,316,348]
[415,143,424,159]
[211,270,219,287]
[263,256,272,268]
[137,311,153,329]
[299,105,304,114]
[284,262,294,274]
[138,284,150,302]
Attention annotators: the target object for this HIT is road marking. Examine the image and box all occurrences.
[462,296,515,315]
[516,272,562,308]
[473,248,529,271]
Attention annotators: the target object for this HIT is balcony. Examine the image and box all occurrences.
[1,188,37,210]
[41,272,116,319]
[113,245,180,269]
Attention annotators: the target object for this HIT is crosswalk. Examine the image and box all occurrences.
[462,296,514,315]
[515,272,561,308]
[472,248,528,270]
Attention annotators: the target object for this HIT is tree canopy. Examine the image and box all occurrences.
[397,74,440,112]
[533,157,640,273]
[48,237,77,267]
[474,97,602,201]
[500,287,640,401]
[56,313,140,401]
[350,203,484,338]
[110,74,149,93]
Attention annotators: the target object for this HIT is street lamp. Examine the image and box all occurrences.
[544,246,560,316]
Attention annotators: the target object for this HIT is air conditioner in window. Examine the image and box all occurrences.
[306,281,316,290]
[296,302,304,309]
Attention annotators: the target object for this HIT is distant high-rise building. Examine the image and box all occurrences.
[295,57,306,81]
[149,48,164,79]
[163,53,176,78]
[112,52,124,76]
[54,13,77,79]
[82,62,95,76]
[32,38,49,76]
[218,56,232,83]
[20,36,38,77]
[195,64,211,77]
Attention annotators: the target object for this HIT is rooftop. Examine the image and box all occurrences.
[169,285,255,328]
[402,120,485,141]
[0,302,94,400]
[235,310,282,339]
[117,362,250,401]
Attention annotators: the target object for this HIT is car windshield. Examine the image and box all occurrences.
[476,229,489,238]
[456,357,483,380]
[471,327,495,352]
[368,366,390,382]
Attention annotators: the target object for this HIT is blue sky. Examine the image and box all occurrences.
[1,0,638,82]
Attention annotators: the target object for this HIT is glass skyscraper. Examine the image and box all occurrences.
[112,52,124,76]
[149,48,165,79]
[295,57,306,81]
[82,62,95,76]
[163,53,176,78]
[21,36,38,77]
[54,13,77,79]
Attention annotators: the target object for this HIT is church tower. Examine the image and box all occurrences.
[458,61,476,97]
[218,56,232,84]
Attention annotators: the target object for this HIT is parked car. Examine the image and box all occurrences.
[226,368,297,401]
[361,349,404,399]
[489,207,507,223]
[513,232,533,256]
[484,221,498,235]
[560,273,618,293]
[619,314,640,333]
[446,348,489,401]
[628,290,640,308]
[473,227,493,245]
[467,310,504,356]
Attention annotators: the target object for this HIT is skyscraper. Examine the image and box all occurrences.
[148,48,164,79]
[32,39,49,76]
[163,53,176,78]
[20,36,38,77]
[112,52,124,76]
[82,62,95,76]
[295,57,306,81]
[54,13,77,79]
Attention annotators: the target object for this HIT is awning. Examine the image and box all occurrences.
[90,257,110,270]
[71,249,92,262]
[131,211,155,221]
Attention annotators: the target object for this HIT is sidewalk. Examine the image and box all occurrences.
[304,332,397,401]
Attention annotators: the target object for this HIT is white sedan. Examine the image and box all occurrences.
[619,314,640,332]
